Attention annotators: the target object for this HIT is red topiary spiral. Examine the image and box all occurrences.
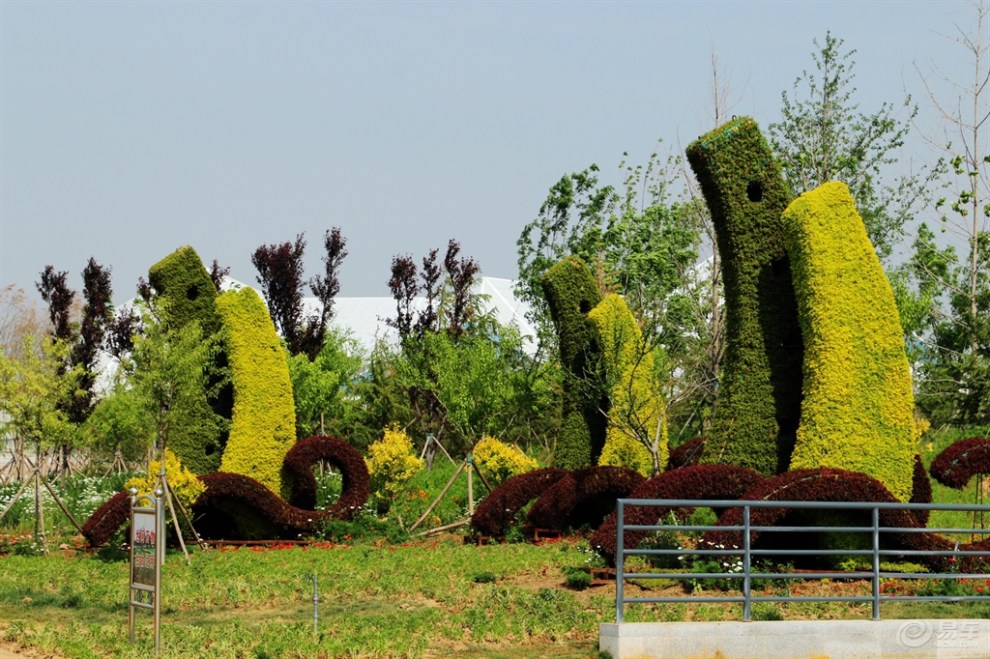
[81,490,131,547]
[525,466,644,532]
[930,437,990,490]
[283,435,370,517]
[469,468,569,538]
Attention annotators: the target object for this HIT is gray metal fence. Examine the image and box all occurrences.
[614,499,990,622]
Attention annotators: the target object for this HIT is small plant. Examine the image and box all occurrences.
[564,567,592,590]
[366,425,424,510]
[125,448,205,510]
[473,571,497,583]
[751,603,784,621]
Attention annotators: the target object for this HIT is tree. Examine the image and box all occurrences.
[910,0,990,424]
[287,326,364,439]
[767,30,930,260]
[252,234,308,354]
[253,229,349,360]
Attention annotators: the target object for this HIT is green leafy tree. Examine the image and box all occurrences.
[768,30,930,260]
[909,0,990,425]
[287,325,364,439]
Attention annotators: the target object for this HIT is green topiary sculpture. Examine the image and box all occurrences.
[782,181,915,501]
[145,246,227,474]
[147,245,221,335]
[215,287,296,500]
[540,256,606,469]
[686,116,803,475]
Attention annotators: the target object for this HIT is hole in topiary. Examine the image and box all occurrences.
[747,180,764,202]
[186,284,200,301]
[579,299,591,314]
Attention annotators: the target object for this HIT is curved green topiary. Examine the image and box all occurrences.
[540,256,606,469]
[145,246,227,474]
[589,294,667,476]
[686,116,802,475]
[782,181,915,501]
[215,287,296,499]
[147,245,221,335]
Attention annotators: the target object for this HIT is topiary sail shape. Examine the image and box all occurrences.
[686,116,803,475]
[215,287,297,500]
[782,181,915,501]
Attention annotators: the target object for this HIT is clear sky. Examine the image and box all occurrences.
[0,0,979,305]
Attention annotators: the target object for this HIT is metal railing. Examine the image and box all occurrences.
[614,499,990,622]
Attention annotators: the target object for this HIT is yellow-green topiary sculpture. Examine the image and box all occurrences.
[215,287,296,499]
[782,181,916,501]
[589,294,667,476]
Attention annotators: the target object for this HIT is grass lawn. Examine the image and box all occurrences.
[2,532,988,659]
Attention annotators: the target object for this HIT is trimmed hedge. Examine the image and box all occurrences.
[782,182,916,501]
[147,245,221,334]
[590,294,667,475]
[524,465,645,532]
[283,435,370,517]
[215,287,296,499]
[930,437,990,489]
[81,490,131,547]
[469,468,570,538]
[910,454,933,527]
[145,246,227,474]
[685,117,802,475]
[590,464,764,566]
[541,256,606,469]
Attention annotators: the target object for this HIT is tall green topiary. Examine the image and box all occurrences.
[215,287,296,499]
[782,181,915,501]
[147,245,221,335]
[686,116,803,475]
[540,256,606,469]
[145,246,227,474]
[589,294,667,476]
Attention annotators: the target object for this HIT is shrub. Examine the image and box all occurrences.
[540,256,606,469]
[667,436,706,469]
[366,425,424,505]
[472,435,538,486]
[686,117,802,475]
[598,433,654,477]
[782,182,916,501]
[80,490,130,547]
[125,448,206,511]
[215,287,296,499]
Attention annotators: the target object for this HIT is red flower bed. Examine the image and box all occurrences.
[590,464,764,566]
[525,465,645,532]
[930,437,990,489]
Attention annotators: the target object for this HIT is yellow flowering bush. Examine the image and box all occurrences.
[366,425,424,501]
[125,448,206,511]
[472,435,538,485]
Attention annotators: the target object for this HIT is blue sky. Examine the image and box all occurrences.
[0,0,979,303]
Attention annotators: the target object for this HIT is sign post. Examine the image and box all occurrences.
[129,487,163,654]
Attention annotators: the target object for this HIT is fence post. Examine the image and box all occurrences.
[743,503,752,621]
[871,506,880,621]
[616,500,625,623]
